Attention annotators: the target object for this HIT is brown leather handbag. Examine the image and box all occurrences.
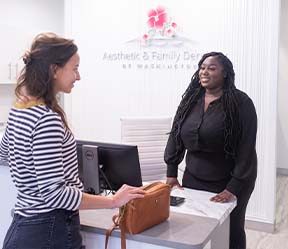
[105,182,170,249]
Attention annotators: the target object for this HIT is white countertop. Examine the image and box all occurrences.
[0,128,7,166]
[0,131,4,141]
[0,124,5,140]
[80,187,236,249]
[171,187,236,225]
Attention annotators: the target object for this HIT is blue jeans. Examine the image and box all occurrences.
[2,209,84,249]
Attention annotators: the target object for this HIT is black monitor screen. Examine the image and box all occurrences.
[76,140,143,191]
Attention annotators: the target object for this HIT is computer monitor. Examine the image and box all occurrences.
[76,140,143,192]
[79,144,101,194]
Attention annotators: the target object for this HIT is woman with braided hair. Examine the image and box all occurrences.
[164,52,257,249]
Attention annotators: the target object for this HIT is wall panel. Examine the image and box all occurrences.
[64,0,280,225]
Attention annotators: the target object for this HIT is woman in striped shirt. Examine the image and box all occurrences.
[0,33,144,249]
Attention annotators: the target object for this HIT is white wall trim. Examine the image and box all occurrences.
[245,219,275,233]
[277,168,288,176]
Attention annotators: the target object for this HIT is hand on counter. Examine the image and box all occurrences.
[210,189,236,203]
[166,177,183,189]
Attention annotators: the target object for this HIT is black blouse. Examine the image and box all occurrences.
[164,89,257,196]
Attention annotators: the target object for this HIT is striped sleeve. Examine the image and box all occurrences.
[0,129,9,165]
[32,113,82,210]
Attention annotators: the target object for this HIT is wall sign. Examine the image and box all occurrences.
[102,6,203,71]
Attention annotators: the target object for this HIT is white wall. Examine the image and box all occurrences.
[277,0,288,171]
[0,85,14,122]
[65,0,279,227]
[0,1,65,244]
[0,0,65,122]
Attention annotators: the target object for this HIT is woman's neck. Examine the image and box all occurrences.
[15,95,45,108]
[17,96,43,103]
[205,87,223,98]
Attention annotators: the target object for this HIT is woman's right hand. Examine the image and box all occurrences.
[112,184,145,208]
[166,177,182,189]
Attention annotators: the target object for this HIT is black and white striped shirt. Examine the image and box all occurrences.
[0,104,83,217]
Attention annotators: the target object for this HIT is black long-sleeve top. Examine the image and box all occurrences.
[164,89,257,197]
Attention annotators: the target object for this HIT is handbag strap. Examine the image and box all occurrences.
[105,224,115,249]
[105,209,128,249]
[105,214,120,249]
[120,225,127,249]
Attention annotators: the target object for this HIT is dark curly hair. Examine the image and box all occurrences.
[171,51,241,158]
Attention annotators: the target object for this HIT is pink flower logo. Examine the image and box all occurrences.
[126,6,195,48]
[142,6,178,41]
[147,6,167,29]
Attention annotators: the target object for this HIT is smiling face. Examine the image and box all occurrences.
[53,53,80,94]
[199,56,226,91]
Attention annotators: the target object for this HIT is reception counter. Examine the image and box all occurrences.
[80,188,236,249]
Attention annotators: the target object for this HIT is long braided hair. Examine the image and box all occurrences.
[171,52,241,158]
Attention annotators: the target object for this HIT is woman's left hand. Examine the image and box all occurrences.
[210,189,236,203]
